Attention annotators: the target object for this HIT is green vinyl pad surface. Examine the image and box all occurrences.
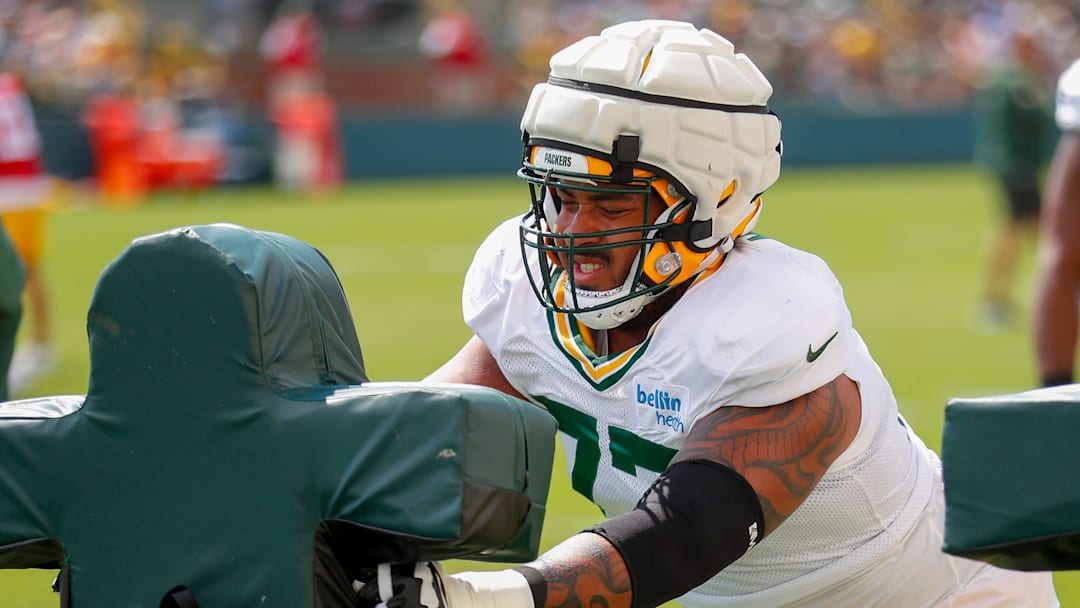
[942,384,1080,571]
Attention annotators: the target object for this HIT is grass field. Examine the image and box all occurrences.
[2,164,1077,606]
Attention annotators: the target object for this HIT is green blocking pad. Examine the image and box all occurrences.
[942,384,1080,570]
[0,224,557,606]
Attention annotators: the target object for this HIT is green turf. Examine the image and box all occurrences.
[2,165,1077,606]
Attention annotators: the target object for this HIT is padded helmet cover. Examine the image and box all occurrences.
[520,19,782,251]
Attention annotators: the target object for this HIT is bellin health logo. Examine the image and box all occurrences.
[635,382,687,433]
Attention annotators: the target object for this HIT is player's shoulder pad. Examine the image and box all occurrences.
[679,236,853,410]
[462,216,525,327]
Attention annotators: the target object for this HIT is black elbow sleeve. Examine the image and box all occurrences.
[588,460,765,608]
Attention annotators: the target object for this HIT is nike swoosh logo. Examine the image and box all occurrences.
[806,331,839,362]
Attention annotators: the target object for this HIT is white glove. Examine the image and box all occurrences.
[354,562,535,608]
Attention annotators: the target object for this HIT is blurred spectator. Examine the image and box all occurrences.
[3,0,1079,117]
[418,0,492,112]
[259,1,341,192]
[0,72,55,395]
[269,87,342,192]
[971,31,1055,332]
[500,0,1080,114]
[1033,57,1080,387]
[259,0,324,113]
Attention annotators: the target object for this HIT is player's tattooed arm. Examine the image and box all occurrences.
[511,378,861,608]
[672,374,862,535]
[526,533,633,608]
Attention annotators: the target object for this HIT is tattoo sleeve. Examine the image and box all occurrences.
[521,376,860,607]
[528,533,633,608]
[672,374,862,534]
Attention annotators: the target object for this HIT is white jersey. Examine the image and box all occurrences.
[1056,58,1080,132]
[462,218,1015,607]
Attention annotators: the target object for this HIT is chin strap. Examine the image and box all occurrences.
[571,252,657,331]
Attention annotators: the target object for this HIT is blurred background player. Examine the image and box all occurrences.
[0,71,55,396]
[1033,57,1080,387]
[417,0,492,113]
[260,0,342,193]
[971,31,1055,331]
[259,0,324,112]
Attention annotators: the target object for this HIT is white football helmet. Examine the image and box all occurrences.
[517,20,783,330]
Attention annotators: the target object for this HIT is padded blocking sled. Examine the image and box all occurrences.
[942,384,1080,570]
[0,224,557,606]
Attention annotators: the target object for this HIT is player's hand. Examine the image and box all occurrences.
[354,562,449,608]
[353,562,535,608]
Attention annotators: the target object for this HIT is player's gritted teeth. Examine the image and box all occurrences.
[567,254,612,290]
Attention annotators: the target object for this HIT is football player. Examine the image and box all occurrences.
[970,33,1053,332]
[357,20,1060,607]
[1034,57,1080,388]
[0,72,55,395]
